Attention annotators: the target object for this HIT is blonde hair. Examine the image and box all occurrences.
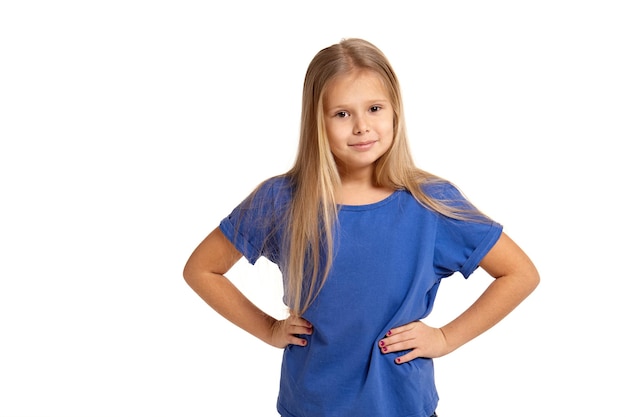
[260,38,485,316]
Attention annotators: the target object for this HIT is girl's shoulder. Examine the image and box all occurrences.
[255,175,294,199]
[418,178,491,222]
[419,178,462,200]
[245,175,294,212]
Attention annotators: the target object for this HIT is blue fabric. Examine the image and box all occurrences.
[219,177,503,417]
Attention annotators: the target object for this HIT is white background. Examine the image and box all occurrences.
[1,1,624,416]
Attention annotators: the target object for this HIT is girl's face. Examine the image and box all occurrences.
[323,69,394,177]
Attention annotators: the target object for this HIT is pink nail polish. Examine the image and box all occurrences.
[379,341,385,347]
[383,347,388,352]
[395,358,401,364]
[387,331,392,336]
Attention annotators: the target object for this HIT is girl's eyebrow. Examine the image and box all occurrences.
[326,99,390,111]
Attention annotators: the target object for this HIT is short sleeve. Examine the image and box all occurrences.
[219,177,290,265]
[429,183,503,278]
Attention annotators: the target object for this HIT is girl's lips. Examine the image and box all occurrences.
[349,140,377,150]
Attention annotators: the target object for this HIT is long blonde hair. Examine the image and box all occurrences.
[270,38,484,316]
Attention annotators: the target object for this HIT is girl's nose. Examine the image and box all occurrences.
[353,117,369,135]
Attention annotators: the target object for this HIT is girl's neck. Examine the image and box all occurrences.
[335,176,394,206]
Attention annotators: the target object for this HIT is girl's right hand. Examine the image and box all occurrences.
[268,314,313,348]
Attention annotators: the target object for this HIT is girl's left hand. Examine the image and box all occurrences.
[378,321,448,364]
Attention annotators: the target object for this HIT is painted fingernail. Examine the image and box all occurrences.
[395,358,401,364]
[379,340,385,347]
[383,347,388,352]
[301,340,307,346]
[387,331,392,336]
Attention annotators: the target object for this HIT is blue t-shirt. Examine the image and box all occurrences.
[219,177,503,417]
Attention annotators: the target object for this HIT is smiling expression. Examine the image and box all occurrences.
[323,69,395,177]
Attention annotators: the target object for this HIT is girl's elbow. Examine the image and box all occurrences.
[523,264,541,294]
[182,261,199,286]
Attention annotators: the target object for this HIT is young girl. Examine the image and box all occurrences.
[183,38,539,417]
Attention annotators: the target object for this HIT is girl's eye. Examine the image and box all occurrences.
[336,111,349,118]
[370,105,381,112]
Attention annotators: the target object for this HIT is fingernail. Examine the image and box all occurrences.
[383,347,388,352]
[301,340,307,346]
[395,358,401,364]
[387,331,392,336]
[379,340,385,347]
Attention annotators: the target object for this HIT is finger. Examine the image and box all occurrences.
[393,349,421,364]
[288,322,313,334]
[292,317,313,328]
[286,315,311,326]
[378,336,397,353]
[288,335,308,347]
[379,327,409,349]
[386,321,419,336]
[379,337,416,353]
[289,318,313,334]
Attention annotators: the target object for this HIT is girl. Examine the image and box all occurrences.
[183,38,539,417]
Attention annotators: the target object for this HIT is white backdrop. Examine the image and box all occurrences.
[1,1,624,416]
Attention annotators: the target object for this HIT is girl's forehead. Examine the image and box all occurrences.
[329,69,385,88]
[324,70,389,101]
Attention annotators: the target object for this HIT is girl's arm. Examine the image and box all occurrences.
[183,227,312,348]
[379,232,540,363]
